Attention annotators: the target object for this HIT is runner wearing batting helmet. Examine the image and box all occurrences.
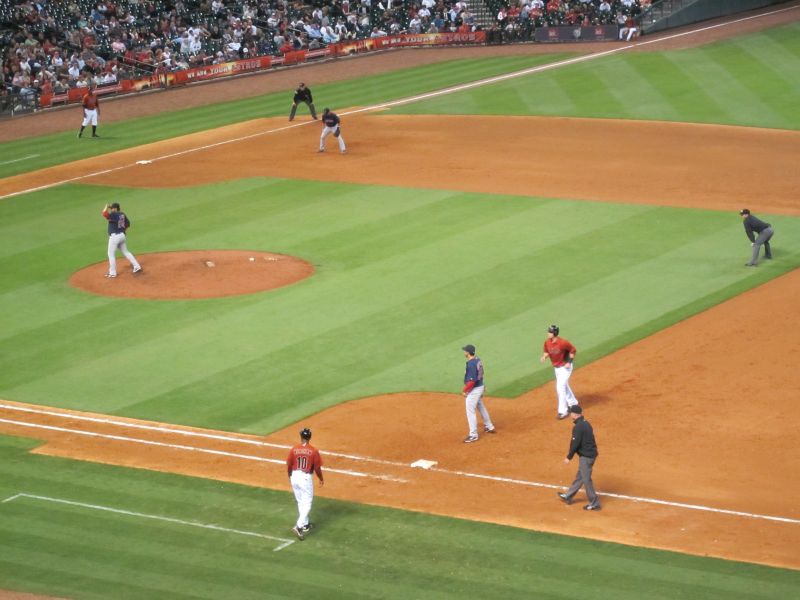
[540,324,580,419]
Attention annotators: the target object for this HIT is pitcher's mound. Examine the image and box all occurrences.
[70,250,314,299]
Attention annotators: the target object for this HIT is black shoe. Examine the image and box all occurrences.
[301,523,313,532]
[765,256,772,260]
[557,413,569,420]
[484,426,496,434]
[291,526,305,540]
[557,492,573,505]
[463,435,479,443]
[92,134,100,138]
[583,503,601,511]
[745,263,757,267]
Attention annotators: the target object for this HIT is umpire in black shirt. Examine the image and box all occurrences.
[558,405,601,511]
[740,208,774,266]
[289,82,318,121]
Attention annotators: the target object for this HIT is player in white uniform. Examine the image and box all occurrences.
[286,428,324,540]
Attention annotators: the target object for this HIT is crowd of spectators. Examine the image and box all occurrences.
[1,0,647,111]
[491,0,646,43]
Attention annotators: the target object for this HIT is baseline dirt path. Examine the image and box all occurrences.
[1,271,799,569]
[2,114,800,214]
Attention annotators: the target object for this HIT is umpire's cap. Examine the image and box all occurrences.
[739,208,750,216]
[462,344,476,355]
[548,324,559,336]
[300,427,312,440]
[568,405,582,414]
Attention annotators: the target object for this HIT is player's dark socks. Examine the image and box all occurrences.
[78,127,85,138]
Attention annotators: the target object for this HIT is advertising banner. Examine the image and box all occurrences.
[330,32,486,56]
[534,25,618,42]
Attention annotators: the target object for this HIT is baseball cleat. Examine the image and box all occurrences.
[105,273,116,278]
[318,148,325,153]
[301,523,313,532]
[463,435,479,443]
[341,150,347,154]
[133,266,143,274]
[92,134,100,138]
[291,526,305,540]
[583,503,602,511]
[484,427,496,434]
[557,413,569,420]
[558,492,573,505]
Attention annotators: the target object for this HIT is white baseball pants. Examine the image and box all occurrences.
[320,126,346,152]
[554,364,579,416]
[465,385,493,437]
[290,470,314,529]
[107,232,141,276]
[82,108,98,126]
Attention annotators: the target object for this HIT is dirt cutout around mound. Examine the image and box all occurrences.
[69,250,314,299]
[1,270,799,569]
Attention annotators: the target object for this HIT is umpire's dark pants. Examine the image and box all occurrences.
[565,455,598,506]
[289,100,318,121]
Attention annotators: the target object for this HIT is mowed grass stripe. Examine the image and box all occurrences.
[392,23,800,129]
[703,40,800,127]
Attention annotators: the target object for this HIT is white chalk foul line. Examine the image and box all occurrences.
[1,404,797,524]
[2,493,295,551]
[435,468,800,525]
[1,2,796,202]
[0,154,39,166]
[0,417,406,483]
[0,402,406,467]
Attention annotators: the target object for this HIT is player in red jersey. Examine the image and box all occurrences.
[286,427,324,540]
[540,324,580,419]
[78,84,100,138]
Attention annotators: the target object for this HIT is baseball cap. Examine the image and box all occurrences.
[109,202,121,210]
[568,405,582,414]
[462,344,476,354]
[739,208,750,215]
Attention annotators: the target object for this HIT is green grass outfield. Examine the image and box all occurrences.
[1,434,798,600]
[391,22,800,129]
[2,22,800,599]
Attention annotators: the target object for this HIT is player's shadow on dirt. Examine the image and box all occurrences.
[577,393,612,408]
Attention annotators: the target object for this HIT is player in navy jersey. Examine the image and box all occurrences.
[102,202,142,278]
[319,108,346,154]
[461,344,495,443]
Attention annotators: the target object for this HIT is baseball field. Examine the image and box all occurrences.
[1,6,800,599]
